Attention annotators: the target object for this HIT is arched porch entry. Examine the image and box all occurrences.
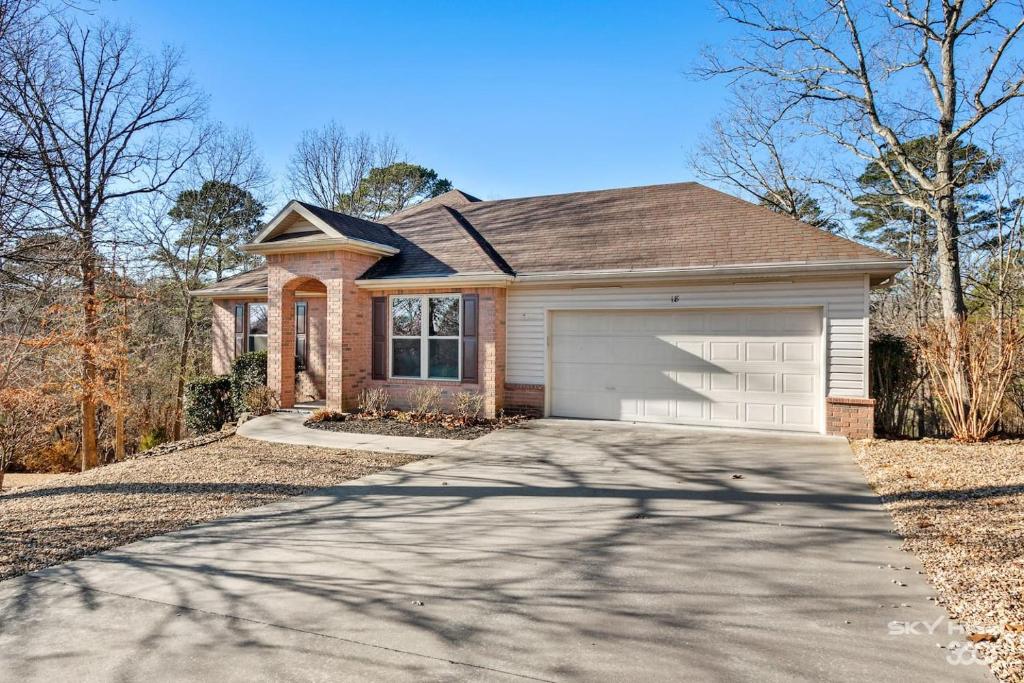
[276,276,328,408]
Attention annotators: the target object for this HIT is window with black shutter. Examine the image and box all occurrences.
[461,294,478,382]
[233,304,245,358]
[295,302,308,371]
[371,297,387,380]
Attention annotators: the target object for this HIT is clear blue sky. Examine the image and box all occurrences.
[100,0,736,203]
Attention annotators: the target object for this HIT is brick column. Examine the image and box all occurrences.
[826,397,875,439]
[325,280,345,410]
[278,289,296,408]
[480,287,506,417]
[266,279,284,407]
[267,272,297,409]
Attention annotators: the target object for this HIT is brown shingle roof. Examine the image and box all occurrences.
[380,189,481,224]
[194,182,903,296]
[455,182,896,274]
[189,267,268,297]
[361,205,510,279]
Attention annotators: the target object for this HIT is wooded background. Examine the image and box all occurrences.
[1,0,1023,479]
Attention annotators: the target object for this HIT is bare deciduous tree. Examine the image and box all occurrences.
[2,18,205,468]
[286,120,399,214]
[0,0,51,270]
[701,0,1024,324]
[138,127,267,440]
[691,93,839,229]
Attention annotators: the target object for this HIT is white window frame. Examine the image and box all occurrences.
[389,294,462,381]
[247,302,268,353]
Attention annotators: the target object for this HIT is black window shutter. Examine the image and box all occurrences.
[462,294,479,382]
[371,297,387,380]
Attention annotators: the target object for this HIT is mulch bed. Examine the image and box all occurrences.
[305,414,525,440]
[0,436,422,581]
[854,438,1024,681]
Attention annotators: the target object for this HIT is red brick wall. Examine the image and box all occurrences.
[264,250,508,417]
[266,250,380,409]
[354,287,507,418]
[294,296,327,402]
[826,397,875,439]
[504,383,544,416]
[211,298,266,376]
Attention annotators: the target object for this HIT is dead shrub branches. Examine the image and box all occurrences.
[910,318,1024,442]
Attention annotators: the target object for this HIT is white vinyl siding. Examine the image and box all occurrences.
[506,276,869,399]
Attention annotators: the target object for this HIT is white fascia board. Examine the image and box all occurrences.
[354,274,514,290]
[511,260,909,287]
[188,289,268,299]
[242,237,397,257]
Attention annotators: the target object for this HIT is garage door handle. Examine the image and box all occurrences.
[605,386,616,391]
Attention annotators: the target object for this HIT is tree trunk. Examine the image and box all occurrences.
[934,182,967,323]
[80,229,100,471]
[935,23,966,325]
[114,403,125,460]
[171,295,196,440]
[114,298,127,461]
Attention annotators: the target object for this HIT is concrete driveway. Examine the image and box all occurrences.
[0,420,990,682]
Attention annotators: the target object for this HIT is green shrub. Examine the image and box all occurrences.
[870,334,923,437]
[138,426,168,451]
[230,350,267,415]
[185,375,234,434]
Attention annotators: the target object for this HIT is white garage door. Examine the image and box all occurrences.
[549,308,822,432]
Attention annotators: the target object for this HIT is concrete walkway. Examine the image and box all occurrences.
[237,410,466,456]
[0,420,991,681]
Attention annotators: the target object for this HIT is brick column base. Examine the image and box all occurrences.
[504,383,544,416]
[826,397,875,440]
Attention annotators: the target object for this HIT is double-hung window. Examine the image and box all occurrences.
[247,302,268,352]
[390,295,461,380]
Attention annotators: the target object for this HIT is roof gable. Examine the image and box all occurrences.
[247,200,400,256]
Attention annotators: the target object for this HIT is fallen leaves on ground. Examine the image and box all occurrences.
[0,436,421,581]
[854,438,1024,681]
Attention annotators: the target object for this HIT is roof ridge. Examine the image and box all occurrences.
[458,181,701,209]
[439,205,515,275]
[296,200,390,230]
[381,189,481,223]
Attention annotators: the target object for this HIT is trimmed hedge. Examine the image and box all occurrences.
[230,350,268,415]
[184,375,234,435]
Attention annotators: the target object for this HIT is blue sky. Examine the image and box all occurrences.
[99,1,736,202]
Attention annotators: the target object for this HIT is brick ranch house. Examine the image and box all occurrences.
[192,182,906,439]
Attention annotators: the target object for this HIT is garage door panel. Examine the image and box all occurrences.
[709,372,740,391]
[745,403,776,423]
[782,373,815,395]
[745,373,776,393]
[708,341,740,361]
[782,404,816,426]
[745,342,776,362]
[550,309,821,433]
[782,342,816,362]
